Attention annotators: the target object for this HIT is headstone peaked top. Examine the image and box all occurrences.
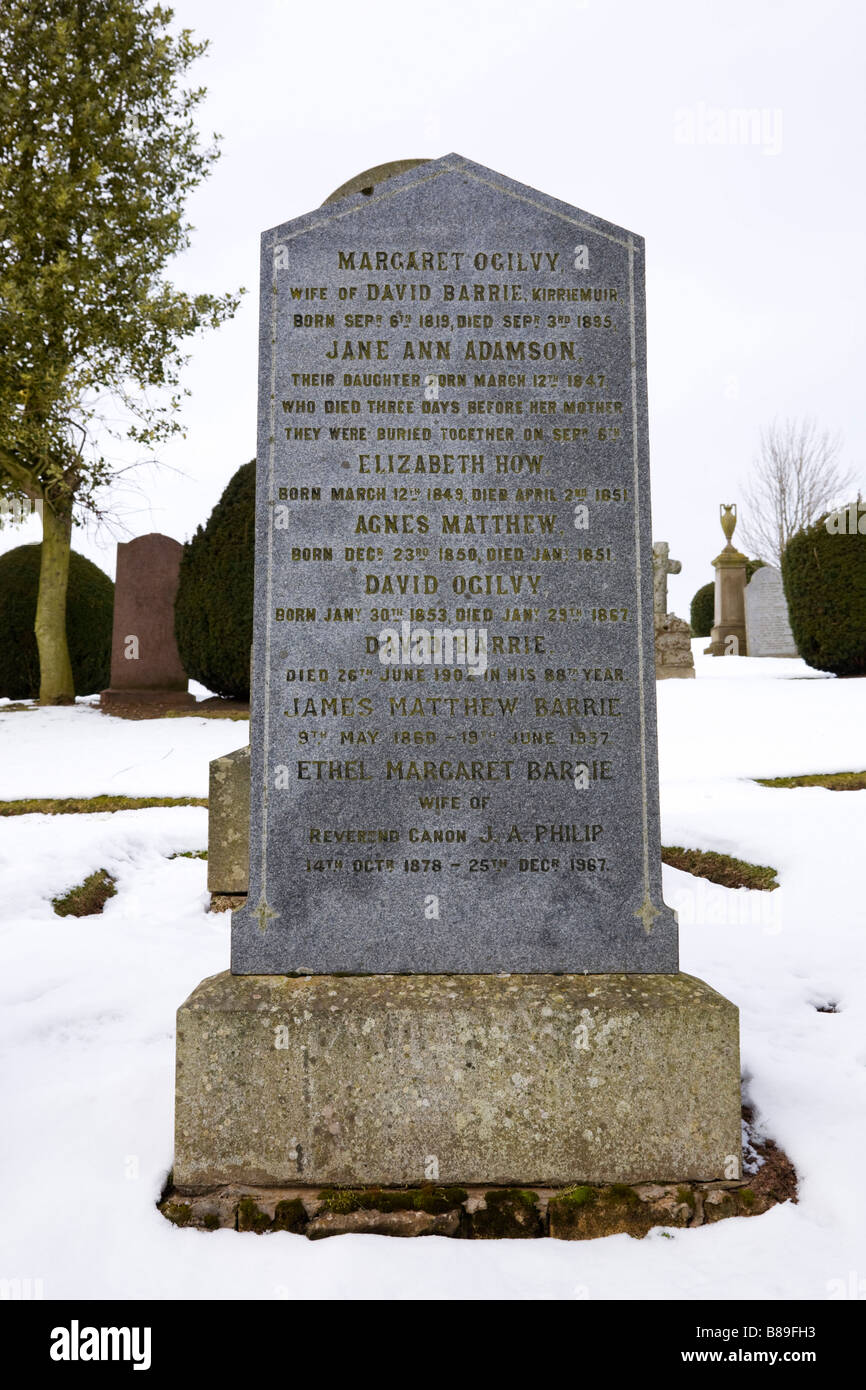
[232,154,677,975]
[745,566,798,657]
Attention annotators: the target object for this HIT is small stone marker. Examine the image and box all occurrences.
[207,746,250,900]
[705,504,749,656]
[101,533,192,707]
[745,566,798,657]
[174,158,741,1195]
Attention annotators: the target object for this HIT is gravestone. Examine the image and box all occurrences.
[174,156,740,1191]
[652,541,694,679]
[652,541,680,616]
[745,566,798,657]
[101,533,192,707]
[207,745,250,904]
[233,155,677,974]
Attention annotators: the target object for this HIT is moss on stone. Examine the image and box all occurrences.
[202,1213,221,1231]
[468,1189,542,1239]
[162,1202,192,1228]
[549,1184,690,1241]
[316,1186,467,1216]
[316,1188,361,1214]
[272,1198,308,1233]
[608,1183,640,1202]
[558,1185,596,1208]
[236,1196,272,1233]
[703,1185,769,1223]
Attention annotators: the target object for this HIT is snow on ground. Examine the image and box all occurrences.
[0,647,865,1299]
[0,697,247,799]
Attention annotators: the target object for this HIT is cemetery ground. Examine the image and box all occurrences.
[0,646,864,1299]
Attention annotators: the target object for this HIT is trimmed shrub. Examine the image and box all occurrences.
[690,582,714,637]
[781,508,866,677]
[174,460,255,699]
[0,544,114,698]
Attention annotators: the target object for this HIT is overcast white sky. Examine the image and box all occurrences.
[4,0,865,612]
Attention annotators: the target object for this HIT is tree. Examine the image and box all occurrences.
[738,418,855,565]
[0,2,241,702]
[782,509,866,677]
[174,459,255,700]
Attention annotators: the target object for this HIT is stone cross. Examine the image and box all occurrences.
[652,541,681,617]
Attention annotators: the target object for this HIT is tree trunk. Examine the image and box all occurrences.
[35,500,75,704]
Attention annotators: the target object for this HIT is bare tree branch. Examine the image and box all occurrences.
[739,418,856,564]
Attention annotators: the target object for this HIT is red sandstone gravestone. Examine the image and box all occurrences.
[101,533,193,708]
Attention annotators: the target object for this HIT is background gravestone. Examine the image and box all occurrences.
[652,540,694,679]
[101,533,192,707]
[745,565,798,657]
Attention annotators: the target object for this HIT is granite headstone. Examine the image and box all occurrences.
[232,154,677,974]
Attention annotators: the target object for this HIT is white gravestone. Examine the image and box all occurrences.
[745,566,798,658]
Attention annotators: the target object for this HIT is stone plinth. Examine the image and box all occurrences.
[207,746,250,897]
[101,533,192,706]
[174,970,741,1190]
[654,613,695,679]
[705,545,749,656]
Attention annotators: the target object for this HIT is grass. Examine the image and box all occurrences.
[661,846,779,891]
[756,770,866,791]
[0,795,207,816]
[164,707,249,721]
[52,869,117,918]
[169,850,208,860]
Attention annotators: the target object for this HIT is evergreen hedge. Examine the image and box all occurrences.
[174,460,255,699]
[0,544,114,698]
[689,582,715,637]
[781,507,866,677]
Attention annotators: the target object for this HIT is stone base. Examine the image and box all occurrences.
[654,612,696,679]
[101,687,195,708]
[160,1140,796,1237]
[174,971,741,1190]
[704,623,748,656]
